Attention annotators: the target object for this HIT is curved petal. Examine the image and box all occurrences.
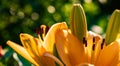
[91,38,102,64]
[20,34,40,56]
[6,40,39,66]
[95,39,120,66]
[20,34,42,65]
[85,31,94,63]
[55,29,86,66]
[117,63,120,66]
[20,34,56,66]
[37,40,56,66]
[43,22,68,53]
[86,31,102,64]
[55,30,71,66]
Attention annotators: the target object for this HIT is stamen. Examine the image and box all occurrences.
[35,25,50,42]
[41,25,46,34]
[101,39,105,49]
[83,37,87,47]
[36,28,41,35]
[36,28,43,42]
[44,52,64,66]
[93,37,95,43]
[40,25,50,40]
[45,26,50,34]
[92,37,96,51]
[85,40,87,47]
[92,44,95,51]
[83,37,86,44]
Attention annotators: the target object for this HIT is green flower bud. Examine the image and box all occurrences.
[70,2,87,41]
[105,9,120,45]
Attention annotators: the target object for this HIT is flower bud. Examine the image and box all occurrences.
[105,9,120,45]
[70,2,87,41]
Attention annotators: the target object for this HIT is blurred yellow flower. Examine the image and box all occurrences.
[6,22,67,66]
[55,2,120,66]
[6,1,120,66]
[55,24,120,66]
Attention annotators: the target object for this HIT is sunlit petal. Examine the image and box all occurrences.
[20,33,42,65]
[85,31,94,63]
[76,63,94,66]
[55,29,86,66]
[95,39,120,66]
[91,39,102,64]
[86,31,102,64]
[37,41,56,66]
[6,40,38,66]
[43,22,68,53]
[20,34,39,56]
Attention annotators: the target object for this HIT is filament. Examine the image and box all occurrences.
[44,52,64,66]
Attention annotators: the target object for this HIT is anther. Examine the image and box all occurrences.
[85,40,87,47]
[93,37,95,43]
[92,44,95,51]
[35,28,41,35]
[101,39,105,49]
[45,26,50,34]
[83,37,87,47]
[83,37,86,44]
[41,25,45,34]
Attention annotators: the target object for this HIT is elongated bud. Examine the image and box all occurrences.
[105,9,120,45]
[70,2,87,41]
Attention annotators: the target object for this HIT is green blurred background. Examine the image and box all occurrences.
[0,0,120,65]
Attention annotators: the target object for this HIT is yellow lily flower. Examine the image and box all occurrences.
[6,22,67,66]
[55,2,120,66]
[55,27,120,66]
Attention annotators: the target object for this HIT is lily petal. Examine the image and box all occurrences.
[95,39,120,66]
[55,29,86,66]
[6,40,38,66]
[86,31,102,64]
[43,22,68,53]
[20,34,40,56]
[85,31,94,63]
[37,39,56,66]
[20,33,56,66]
[20,33,42,65]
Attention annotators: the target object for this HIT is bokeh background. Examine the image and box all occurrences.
[0,0,120,66]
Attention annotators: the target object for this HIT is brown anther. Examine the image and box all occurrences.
[83,37,86,44]
[92,44,95,51]
[101,39,105,49]
[35,28,41,35]
[93,37,95,43]
[45,26,50,34]
[83,37,87,47]
[85,40,87,47]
